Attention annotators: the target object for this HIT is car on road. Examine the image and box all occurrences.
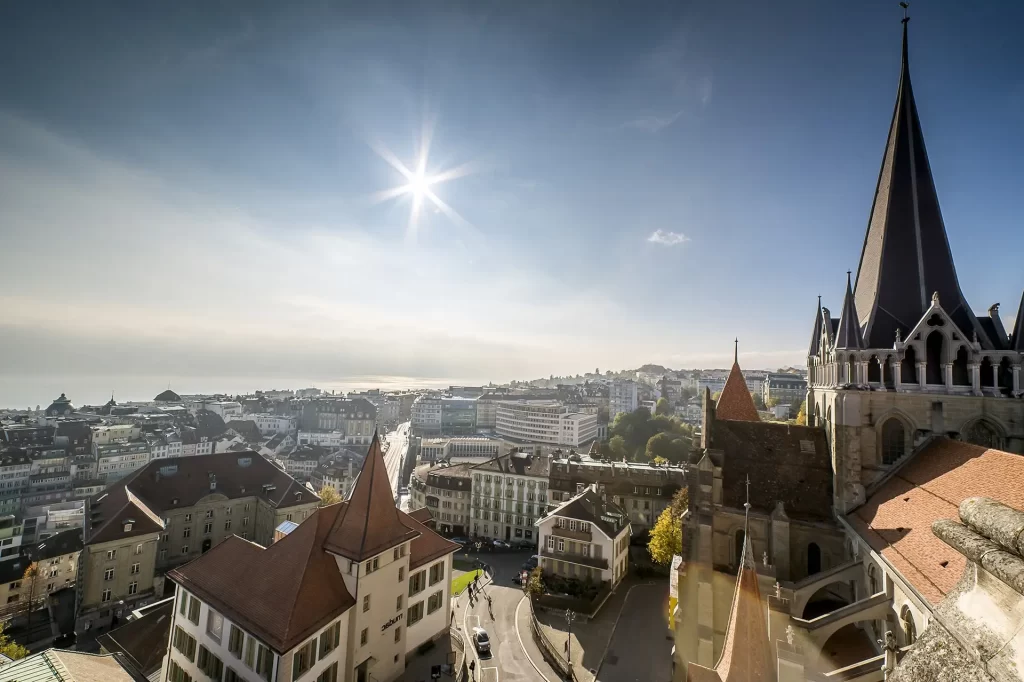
[522,555,539,571]
[449,536,470,545]
[472,627,491,655]
[492,539,511,549]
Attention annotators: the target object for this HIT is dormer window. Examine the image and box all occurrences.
[123,519,134,532]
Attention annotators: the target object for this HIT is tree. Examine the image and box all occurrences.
[21,562,45,629]
[608,436,627,460]
[648,487,689,565]
[318,485,342,507]
[0,621,28,661]
[655,398,671,416]
[796,400,808,425]
[766,396,781,408]
[751,392,766,410]
[526,567,544,597]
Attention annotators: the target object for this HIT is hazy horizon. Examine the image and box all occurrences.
[2,1,1021,407]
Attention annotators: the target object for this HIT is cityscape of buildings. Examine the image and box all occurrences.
[2,7,1024,682]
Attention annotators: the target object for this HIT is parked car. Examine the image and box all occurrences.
[473,627,491,655]
[522,555,539,570]
[449,536,470,545]
[492,539,511,549]
[510,540,533,551]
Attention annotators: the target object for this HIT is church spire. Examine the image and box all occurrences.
[852,14,989,350]
[834,272,864,350]
[716,341,761,422]
[808,295,822,358]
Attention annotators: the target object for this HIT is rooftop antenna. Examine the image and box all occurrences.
[734,338,739,364]
[900,1,909,23]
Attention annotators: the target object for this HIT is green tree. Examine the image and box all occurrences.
[766,396,781,408]
[526,567,544,597]
[0,620,28,661]
[318,485,342,507]
[608,436,627,460]
[751,392,766,410]
[647,487,689,565]
[655,397,671,416]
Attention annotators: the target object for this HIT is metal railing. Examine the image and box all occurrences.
[529,599,579,682]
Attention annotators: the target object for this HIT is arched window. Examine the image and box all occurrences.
[980,357,994,388]
[952,346,970,386]
[963,420,999,449]
[735,530,746,568]
[848,358,857,384]
[901,605,917,646]
[999,357,1013,393]
[868,355,881,383]
[926,331,944,384]
[868,564,878,595]
[807,542,821,575]
[901,346,918,384]
[881,418,906,465]
[883,356,895,388]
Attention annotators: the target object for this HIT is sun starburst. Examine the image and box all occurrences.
[369,122,474,243]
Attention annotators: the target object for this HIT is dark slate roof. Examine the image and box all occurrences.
[546,487,630,539]
[853,21,988,350]
[807,296,822,357]
[977,309,1010,351]
[1013,291,1024,352]
[833,273,865,350]
[25,529,83,563]
[472,451,550,478]
[194,410,226,439]
[154,389,181,402]
[97,599,174,676]
[225,420,262,443]
[706,420,832,521]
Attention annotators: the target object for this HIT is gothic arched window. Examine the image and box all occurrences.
[925,331,944,384]
[901,605,917,646]
[963,420,1000,449]
[901,346,919,384]
[868,564,878,595]
[881,418,906,465]
[807,542,821,575]
[952,346,970,386]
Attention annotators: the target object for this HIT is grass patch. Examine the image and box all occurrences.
[451,569,483,596]
[453,557,478,572]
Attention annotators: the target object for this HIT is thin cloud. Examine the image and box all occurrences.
[621,109,686,133]
[647,230,690,246]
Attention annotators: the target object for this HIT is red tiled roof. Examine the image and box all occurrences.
[715,363,760,422]
[848,439,1024,604]
[169,504,356,654]
[687,536,772,682]
[408,508,433,524]
[406,512,461,569]
[322,433,420,561]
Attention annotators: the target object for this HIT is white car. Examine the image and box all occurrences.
[472,627,490,654]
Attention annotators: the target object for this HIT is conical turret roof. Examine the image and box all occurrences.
[853,19,989,349]
[715,341,760,422]
[834,273,865,350]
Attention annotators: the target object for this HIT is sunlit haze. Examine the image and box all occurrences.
[1,0,1022,407]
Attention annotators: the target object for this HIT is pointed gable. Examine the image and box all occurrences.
[716,345,760,422]
[853,20,988,349]
[1010,291,1024,352]
[807,296,822,358]
[833,273,864,350]
[322,432,419,561]
[687,534,774,682]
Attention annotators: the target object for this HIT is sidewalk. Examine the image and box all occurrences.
[533,577,651,682]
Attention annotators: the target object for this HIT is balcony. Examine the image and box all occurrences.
[548,525,592,542]
[539,548,608,571]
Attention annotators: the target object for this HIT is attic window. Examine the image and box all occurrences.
[940,560,949,568]
[123,519,134,532]
[238,457,252,467]
[799,440,815,455]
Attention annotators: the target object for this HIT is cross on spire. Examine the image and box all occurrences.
[900,1,910,23]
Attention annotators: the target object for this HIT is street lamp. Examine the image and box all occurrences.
[565,609,576,680]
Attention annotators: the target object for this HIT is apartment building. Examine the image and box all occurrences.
[301,399,377,446]
[281,446,322,482]
[469,451,549,544]
[92,424,142,445]
[146,429,184,460]
[536,484,631,587]
[608,379,638,418]
[494,401,598,447]
[547,452,686,530]
[0,527,82,619]
[0,450,32,515]
[246,414,296,436]
[439,397,476,435]
[188,401,244,422]
[410,395,442,435]
[417,437,503,463]
[94,439,151,484]
[77,451,320,633]
[310,461,358,500]
[761,372,808,409]
[408,462,473,536]
[161,437,459,682]
[21,499,86,543]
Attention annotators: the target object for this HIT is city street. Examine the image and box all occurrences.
[384,421,411,496]
[458,549,563,682]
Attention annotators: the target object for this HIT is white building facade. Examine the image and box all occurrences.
[494,401,598,447]
[608,379,638,418]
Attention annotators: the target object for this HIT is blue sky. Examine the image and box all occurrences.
[1,0,1022,405]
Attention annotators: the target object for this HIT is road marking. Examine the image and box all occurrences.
[514,595,552,682]
[481,666,499,682]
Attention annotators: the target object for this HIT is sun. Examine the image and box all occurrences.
[369,123,474,242]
